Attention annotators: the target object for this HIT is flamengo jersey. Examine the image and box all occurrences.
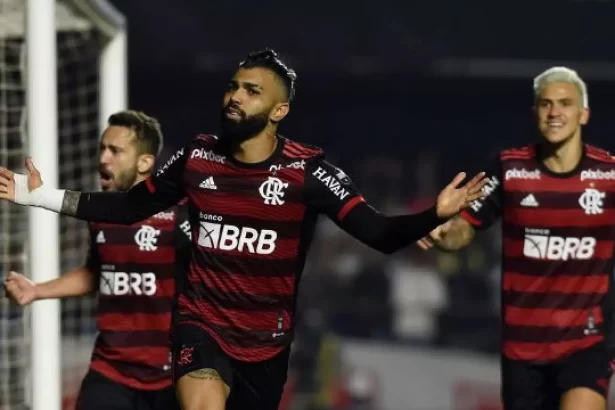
[461,143,615,362]
[88,202,190,390]
[154,134,366,362]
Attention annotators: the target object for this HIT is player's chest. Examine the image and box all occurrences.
[92,212,176,258]
[184,160,306,212]
[502,174,615,227]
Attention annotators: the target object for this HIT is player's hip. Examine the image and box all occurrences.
[89,355,172,391]
[173,315,292,362]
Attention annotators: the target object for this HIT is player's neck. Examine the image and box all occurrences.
[541,135,583,174]
[233,130,278,164]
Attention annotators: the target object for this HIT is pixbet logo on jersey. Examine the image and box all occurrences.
[580,169,615,181]
[197,214,277,255]
[523,229,596,261]
[505,168,541,180]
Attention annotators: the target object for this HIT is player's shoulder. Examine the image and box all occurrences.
[499,143,537,161]
[280,136,324,161]
[584,144,615,164]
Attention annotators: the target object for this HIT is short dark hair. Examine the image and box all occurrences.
[107,110,163,157]
[239,48,297,102]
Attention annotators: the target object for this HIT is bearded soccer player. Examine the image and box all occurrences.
[417,67,615,410]
[3,110,189,410]
[0,49,487,410]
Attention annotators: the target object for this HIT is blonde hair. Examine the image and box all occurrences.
[533,66,588,108]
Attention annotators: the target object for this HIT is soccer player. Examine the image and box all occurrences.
[417,67,615,410]
[3,110,189,410]
[0,49,487,410]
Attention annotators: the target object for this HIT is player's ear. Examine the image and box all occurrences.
[270,102,289,123]
[137,154,155,174]
[580,107,590,125]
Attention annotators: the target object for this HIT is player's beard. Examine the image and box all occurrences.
[219,107,269,147]
[102,166,138,192]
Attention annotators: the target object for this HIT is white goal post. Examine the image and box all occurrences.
[16,1,126,409]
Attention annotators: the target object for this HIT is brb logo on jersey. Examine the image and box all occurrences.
[259,177,289,205]
[523,229,596,261]
[197,213,277,255]
[100,271,157,296]
[134,225,161,251]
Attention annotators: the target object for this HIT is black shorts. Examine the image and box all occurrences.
[172,322,290,410]
[75,369,179,410]
[501,342,613,410]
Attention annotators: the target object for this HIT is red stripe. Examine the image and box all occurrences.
[503,336,602,361]
[505,306,603,327]
[189,300,290,331]
[196,268,295,296]
[503,238,615,259]
[337,196,364,220]
[503,209,615,227]
[460,210,483,227]
[145,177,156,193]
[98,245,176,263]
[190,193,306,221]
[97,312,172,332]
[90,355,171,390]
[503,272,608,294]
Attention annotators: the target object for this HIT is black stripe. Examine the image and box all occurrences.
[193,252,296,277]
[96,329,170,347]
[504,259,611,276]
[503,292,605,309]
[185,284,294,312]
[504,223,615,240]
[97,296,174,314]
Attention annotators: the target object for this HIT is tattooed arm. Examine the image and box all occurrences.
[0,148,188,224]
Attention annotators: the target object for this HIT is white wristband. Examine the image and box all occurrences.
[13,173,66,213]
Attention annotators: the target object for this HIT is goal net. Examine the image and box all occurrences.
[0,1,124,408]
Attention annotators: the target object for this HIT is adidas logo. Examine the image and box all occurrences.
[199,176,217,190]
[520,194,539,207]
[96,231,106,244]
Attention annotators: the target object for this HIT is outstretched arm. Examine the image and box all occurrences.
[4,228,100,305]
[417,156,503,252]
[0,147,188,224]
[304,159,487,254]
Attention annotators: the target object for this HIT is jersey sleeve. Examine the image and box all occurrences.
[459,156,503,230]
[304,158,447,254]
[76,145,189,224]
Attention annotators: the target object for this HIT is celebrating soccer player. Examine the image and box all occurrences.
[417,67,614,410]
[3,111,188,410]
[0,49,486,410]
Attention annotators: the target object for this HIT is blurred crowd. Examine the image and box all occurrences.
[281,152,504,410]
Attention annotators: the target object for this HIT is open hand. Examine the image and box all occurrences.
[0,157,43,204]
[436,171,488,219]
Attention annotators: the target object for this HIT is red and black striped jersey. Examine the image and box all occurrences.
[461,143,615,362]
[87,201,191,390]
[154,135,367,362]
